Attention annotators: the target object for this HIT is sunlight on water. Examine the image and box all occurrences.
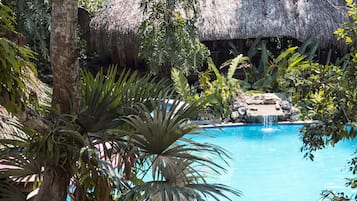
[261,127,276,133]
[193,124,357,201]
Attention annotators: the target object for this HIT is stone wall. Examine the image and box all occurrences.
[230,93,300,123]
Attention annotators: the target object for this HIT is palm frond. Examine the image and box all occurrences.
[78,65,171,133]
[123,97,202,155]
[0,152,42,185]
[0,113,28,148]
[120,95,239,200]
[78,67,124,132]
[122,181,241,201]
[0,121,42,186]
[164,141,230,169]
[0,122,42,201]
[186,183,241,201]
[0,178,26,201]
[97,153,130,191]
[73,146,131,199]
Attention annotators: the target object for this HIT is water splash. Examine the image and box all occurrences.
[261,115,277,132]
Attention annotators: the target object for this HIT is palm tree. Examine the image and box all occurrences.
[121,98,240,200]
[0,67,240,201]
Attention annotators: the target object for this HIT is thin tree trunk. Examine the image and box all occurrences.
[35,0,81,200]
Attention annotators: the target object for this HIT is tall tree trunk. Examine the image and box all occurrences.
[34,165,71,201]
[51,0,81,114]
[35,0,81,200]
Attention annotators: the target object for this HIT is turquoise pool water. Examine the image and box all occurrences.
[193,124,357,201]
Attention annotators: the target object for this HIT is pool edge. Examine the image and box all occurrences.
[197,120,318,128]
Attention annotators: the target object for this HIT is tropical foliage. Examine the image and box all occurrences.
[234,37,319,93]
[121,98,240,201]
[172,55,249,119]
[0,3,37,113]
[138,0,209,75]
[2,0,51,71]
[79,0,103,15]
[2,0,102,75]
[281,0,357,200]
[0,67,240,201]
[238,38,276,92]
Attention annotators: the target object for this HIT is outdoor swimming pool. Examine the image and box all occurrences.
[194,124,357,201]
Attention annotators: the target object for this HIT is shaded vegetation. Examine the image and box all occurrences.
[0,67,240,201]
[0,3,38,113]
[172,55,249,119]
[2,0,51,73]
[139,0,209,75]
[283,0,357,200]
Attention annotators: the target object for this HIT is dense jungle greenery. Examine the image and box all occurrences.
[139,0,209,75]
[0,0,238,201]
[298,0,357,200]
[0,2,37,113]
[0,0,356,200]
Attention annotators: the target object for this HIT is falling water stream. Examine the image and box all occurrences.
[262,115,277,132]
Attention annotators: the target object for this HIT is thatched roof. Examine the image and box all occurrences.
[90,0,350,66]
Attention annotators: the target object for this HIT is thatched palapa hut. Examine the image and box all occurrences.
[90,0,350,68]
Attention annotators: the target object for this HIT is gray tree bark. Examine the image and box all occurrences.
[35,0,81,200]
[51,0,81,114]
